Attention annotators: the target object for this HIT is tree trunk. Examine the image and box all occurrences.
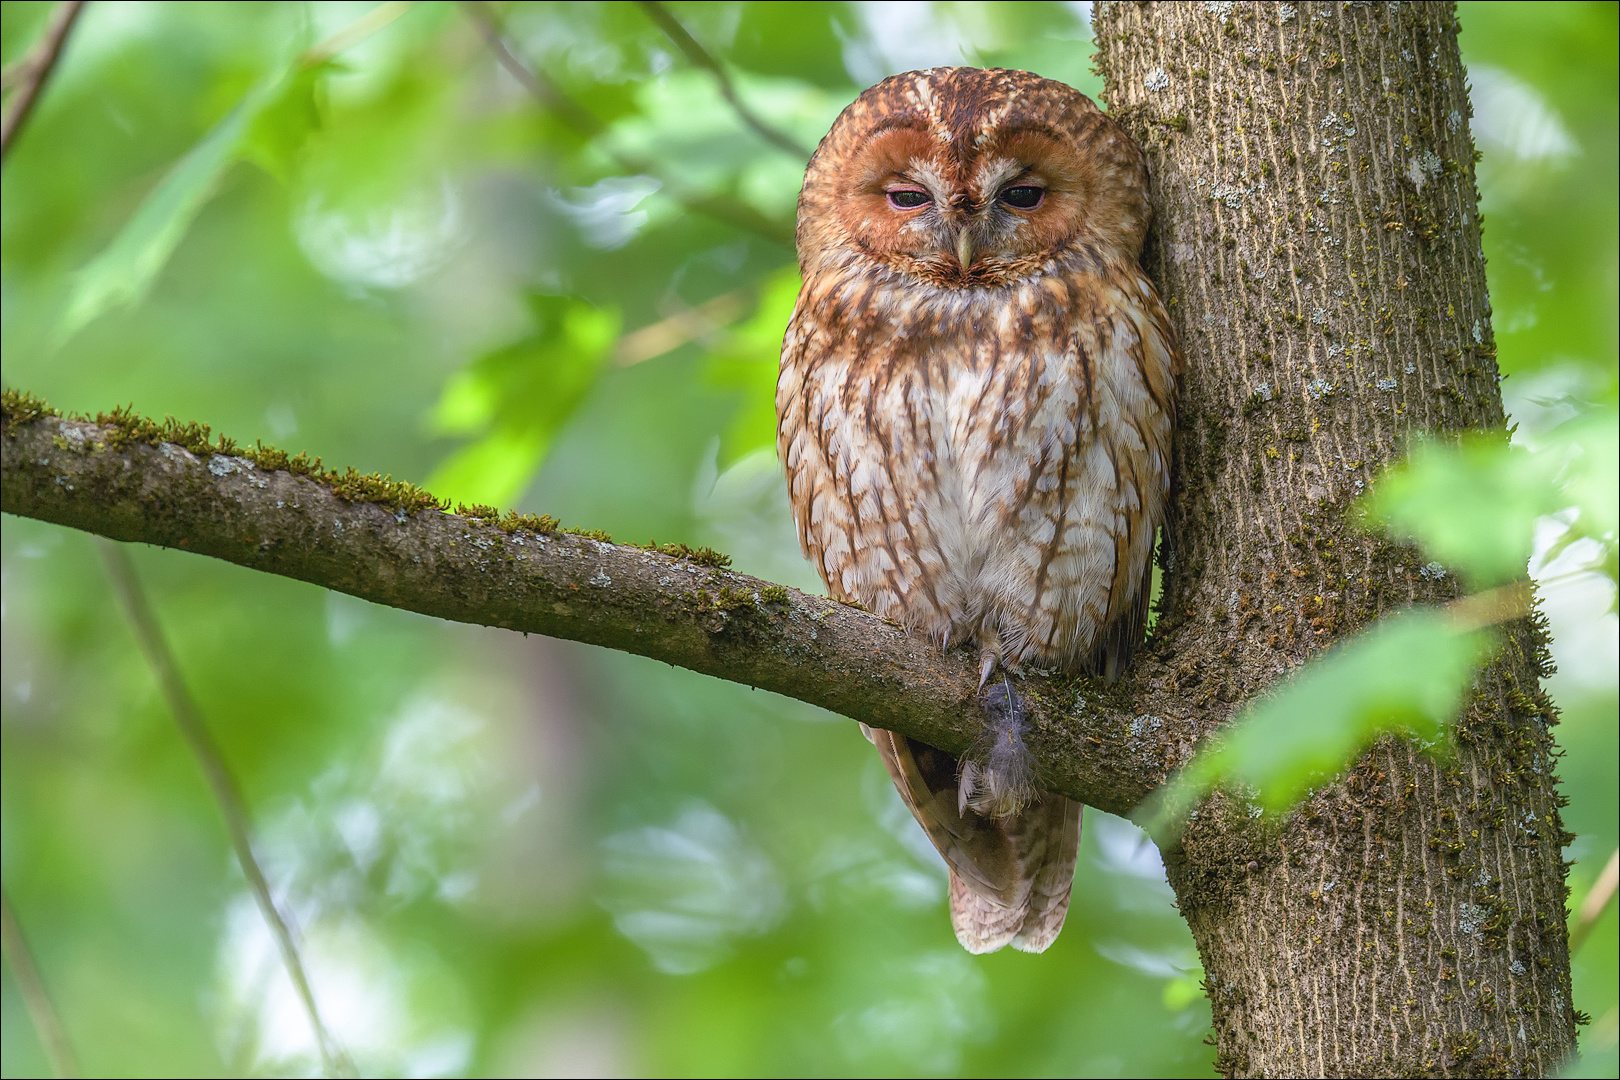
[1092,2,1575,1075]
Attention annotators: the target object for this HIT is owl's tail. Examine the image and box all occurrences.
[863,725,1083,954]
[948,797,1082,954]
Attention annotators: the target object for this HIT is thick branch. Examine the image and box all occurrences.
[1,409,1193,814]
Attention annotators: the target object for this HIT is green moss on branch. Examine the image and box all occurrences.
[2,387,734,565]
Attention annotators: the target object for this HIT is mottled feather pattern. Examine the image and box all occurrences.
[781,68,1181,953]
[780,260,1175,670]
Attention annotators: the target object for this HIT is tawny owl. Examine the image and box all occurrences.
[777,68,1181,953]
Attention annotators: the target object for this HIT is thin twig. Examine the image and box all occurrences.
[0,0,86,162]
[0,887,79,1079]
[459,0,794,246]
[0,0,411,157]
[1571,848,1619,953]
[96,540,354,1079]
[614,287,752,366]
[458,0,605,137]
[301,0,416,68]
[633,0,813,159]
[1441,580,1536,633]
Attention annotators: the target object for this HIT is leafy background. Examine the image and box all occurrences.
[2,2,1614,1076]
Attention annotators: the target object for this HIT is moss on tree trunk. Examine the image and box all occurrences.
[1093,2,1576,1074]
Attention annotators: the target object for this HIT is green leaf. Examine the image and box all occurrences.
[1557,406,1620,573]
[429,368,498,437]
[1140,609,1493,835]
[703,266,799,468]
[730,1,859,89]
[240,65,324,184]
[1368,404,1618,591]
[1367,435,1551,586]
[425,294,620,507]
[55,65,306,344]
[424,426,552,511]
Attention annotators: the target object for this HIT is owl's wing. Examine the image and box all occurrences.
[863,725,1082,954]
[1094,546,1157,679]
[1084,270,1180,679]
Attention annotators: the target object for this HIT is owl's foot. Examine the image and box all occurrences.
[959,679,1038,819]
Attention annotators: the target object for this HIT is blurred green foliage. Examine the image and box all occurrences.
[1164,392,1618,839]
[1370,407,1618,592]
[427,293,620,507]
[1,2,1614,1077]
[1142,611,1494,837]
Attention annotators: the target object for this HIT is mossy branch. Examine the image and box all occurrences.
[1,389,1191,815]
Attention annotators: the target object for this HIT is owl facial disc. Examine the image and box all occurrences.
[797,66,1153,290]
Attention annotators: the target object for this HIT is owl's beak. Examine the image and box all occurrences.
[955,230,975,270]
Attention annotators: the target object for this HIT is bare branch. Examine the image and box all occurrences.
[458,0,607,138]
[97,541,354,1079]
[459,0,794,247]
[0,0,86,162]
[0,888,79,1079]
[615,287,751,367]
[301,0,416,69]
[2,404,1195,815]
[634,0,814,159]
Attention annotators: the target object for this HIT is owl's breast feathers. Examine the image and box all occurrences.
[778,65,1176,956]
[778,258,1179,676]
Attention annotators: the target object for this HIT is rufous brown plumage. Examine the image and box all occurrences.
[778,67,1180,953]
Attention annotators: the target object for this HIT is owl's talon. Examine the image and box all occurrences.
[962,679,1037,818]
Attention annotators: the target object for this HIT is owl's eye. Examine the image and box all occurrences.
[887,189,932,210]
[999,185,1045,209]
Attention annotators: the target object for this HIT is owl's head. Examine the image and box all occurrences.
[797,67,1151,289]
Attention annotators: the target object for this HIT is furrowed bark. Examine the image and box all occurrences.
[1094,2,1575,1075]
